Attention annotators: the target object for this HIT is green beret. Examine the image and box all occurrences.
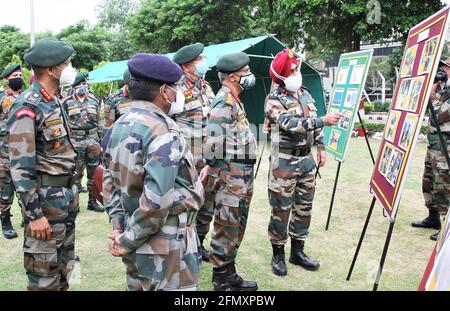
[73,72,88,86]
[0,64,21,79]
[123,68,132,84]
[24,38,74,67]
[173,43,204,65]
[216,52,250,73]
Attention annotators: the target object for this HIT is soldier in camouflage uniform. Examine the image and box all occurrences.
[103,53,204,291]
[63,72,104,212]
[203,52,258,291]
[412,59,450,241]
[265,49,340,276]
[7,39,80,291]
[0,63,24,239]
[172,43,216,262]
[102,69,132,131]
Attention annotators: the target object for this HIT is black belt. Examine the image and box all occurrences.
[279,147,311,157]
[38,174,75,188]
[71,128,98,136]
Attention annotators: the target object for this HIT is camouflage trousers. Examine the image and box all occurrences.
[23,184,79,291]
[72,134,101,192]
[209,161,254,268]
[268,152,317,244]
[422,139,450,215]
[122,213,201,291]
[196,166,220,239]
[0,141,14,213]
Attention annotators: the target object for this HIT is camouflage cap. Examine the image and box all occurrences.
[24,38,74,67]
[216,52,250,73]
[0,64,21,79]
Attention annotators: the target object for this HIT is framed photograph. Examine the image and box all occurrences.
[395,79,412,110]
[343,89,358,108]
[400,44,418,77]
[337,66,350,85]
[379,143,395,177]
[332,88,345,106]
[385,111,401,143]
[338,110,352,131]
[328,129,341,151]
[399,113,419,150]
[405,76,424,112]
[386,148,405,186]
[418,36,439,75]
[350,65,365,85]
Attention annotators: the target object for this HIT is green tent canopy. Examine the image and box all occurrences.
[88,35,326,124]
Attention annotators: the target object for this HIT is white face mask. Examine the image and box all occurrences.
[164,85,185,115]
[270,63,303,92]
[54,64,77,87]
[283,73,303,92]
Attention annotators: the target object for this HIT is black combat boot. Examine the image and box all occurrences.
[212,262,258,291]
[430,231,440,241]
[76,182,88,193]
[289,239,320,271]
[271,244,287,276]
[199,236,209,262]
[87,193,105,213]
[411,210,441,230]
[1,212,18,239]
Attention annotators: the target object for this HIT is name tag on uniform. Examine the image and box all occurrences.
[45,118,62,127]
[68,108,81,116]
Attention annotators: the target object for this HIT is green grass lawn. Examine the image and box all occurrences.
[0,138,436,291]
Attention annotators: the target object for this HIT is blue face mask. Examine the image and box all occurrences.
[195,61,209,77]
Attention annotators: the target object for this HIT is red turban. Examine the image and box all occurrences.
[270,49,301,85]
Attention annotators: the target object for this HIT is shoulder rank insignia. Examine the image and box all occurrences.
[40,89,53,102]
[225,93,234,105]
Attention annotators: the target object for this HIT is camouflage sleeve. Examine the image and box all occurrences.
[7,103,43,221]
[314,127,325,151]
[265,98,324,134]
[437,100,450,124]
[118,131,181,252]
[102,97,115,131]
[204,98,232,167]
[103,167,125,231]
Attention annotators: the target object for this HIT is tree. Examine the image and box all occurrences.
[126,0,263,53]
[56,21,112,70]
[0,26,29,71]
[255,0,443,61]
[96,0,140,60]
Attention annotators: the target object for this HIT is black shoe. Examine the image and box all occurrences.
[289,239,320,271]
[271,244,287,276]
[87,194,105,213]
[199,236,209,262]
[212,262,258,291]
[1,212,18,239]
[430,231,440,241]
[411,211,441,230]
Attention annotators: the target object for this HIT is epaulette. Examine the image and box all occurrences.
[225,93,234,105]
[23,90,42,107]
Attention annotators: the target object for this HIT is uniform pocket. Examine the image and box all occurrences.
[23,237,59,276]
[135,236,170,255]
